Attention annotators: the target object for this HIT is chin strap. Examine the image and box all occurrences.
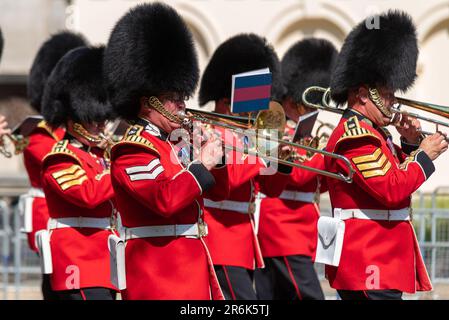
[73,123,103,144]
[147,96,183,125]
[368,88,393,118]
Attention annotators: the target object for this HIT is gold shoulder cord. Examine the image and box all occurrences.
[369,88,392,118]
[147,96,183,124]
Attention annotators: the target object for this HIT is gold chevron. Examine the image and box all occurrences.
[60,175,88,191]
[361,161,392,178]
[52,164,82,179]
[356,154,388,171]
[55,168,86,185]
[352,148,383,164]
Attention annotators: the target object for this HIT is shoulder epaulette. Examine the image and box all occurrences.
[43,140,81,164]
[336,116,380,145]
[112,125,159,154]
[37,121,60,141]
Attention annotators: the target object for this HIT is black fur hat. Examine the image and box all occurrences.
[199,33,285,106]
[103,2,199,120]
[42,46,113,127]
[330,10,418,104]
[282,38,338,105]
[28,31,87,112]
[0,27,3,62]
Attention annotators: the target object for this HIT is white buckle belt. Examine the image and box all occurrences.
[48,217,112,230]
[204,199,250,214]
[124,223,208,241]
[334,208,411,221]
[27,187,45,198]
[278,191,315,203]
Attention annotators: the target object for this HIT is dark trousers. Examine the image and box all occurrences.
[56,287,117,300]
[214,265,258,300]
[254,255,325,300]
[337,289,403,300]
[42,274,59,300]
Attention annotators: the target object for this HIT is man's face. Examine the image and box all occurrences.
[282,96,314,121]
[152,92,187,133]
[360,86,396,127]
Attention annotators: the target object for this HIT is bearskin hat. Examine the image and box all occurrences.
[199,33,285,106]
[0,27,4,62]
[103,2,199,120]
[42,46,113,127]
[330,10,418,104]
[27,31,87,113]
[282,38,338,105]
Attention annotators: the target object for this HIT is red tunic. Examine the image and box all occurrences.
[111,121,228,300]
[258,151,325,258]
[42,139,117,291]
[22,121,65,252]
[324,110,433,293]
[203,129,292,270]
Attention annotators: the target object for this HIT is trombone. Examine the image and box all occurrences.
[303,86,449,137]
[179,101,355,183]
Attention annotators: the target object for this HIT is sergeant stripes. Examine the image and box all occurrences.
[125,159,164,181]
[352,148,392,179]
[52,164,88,191]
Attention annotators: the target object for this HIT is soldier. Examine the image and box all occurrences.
[24,31,87,300]
[40,46,118,300]
[325,11,447,300]
[255,38,337,300]
[198,33,292,300]
[105,3,227,300]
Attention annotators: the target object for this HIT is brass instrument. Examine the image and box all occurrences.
[306,120,336,152]
[179,101,354,183]
[394,97,449,136]
[303,86,449,137]
[0,134,29,158]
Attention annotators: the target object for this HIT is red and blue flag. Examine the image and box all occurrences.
[231,68,272,113]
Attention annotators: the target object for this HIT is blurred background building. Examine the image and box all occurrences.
[2,0,449,190]
[1,0,449,299]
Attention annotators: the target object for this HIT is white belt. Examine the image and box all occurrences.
[48,217,113,230]
[277,191,316,203]
[334,208,411,221]
[27,187,45,198]
[18,188,45,234]
[204,199,250,214]
[124,222,208,241]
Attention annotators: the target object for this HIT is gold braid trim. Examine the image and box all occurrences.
[112,125,159,154]
[369,88,392,118]
[147,96,182,124]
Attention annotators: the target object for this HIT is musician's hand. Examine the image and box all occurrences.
[420,132,448,161]
[396,114,422,144]
[192,124,221,146]
[279,145,293,160]
[0,115,12,140]
[198,134,223,170]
